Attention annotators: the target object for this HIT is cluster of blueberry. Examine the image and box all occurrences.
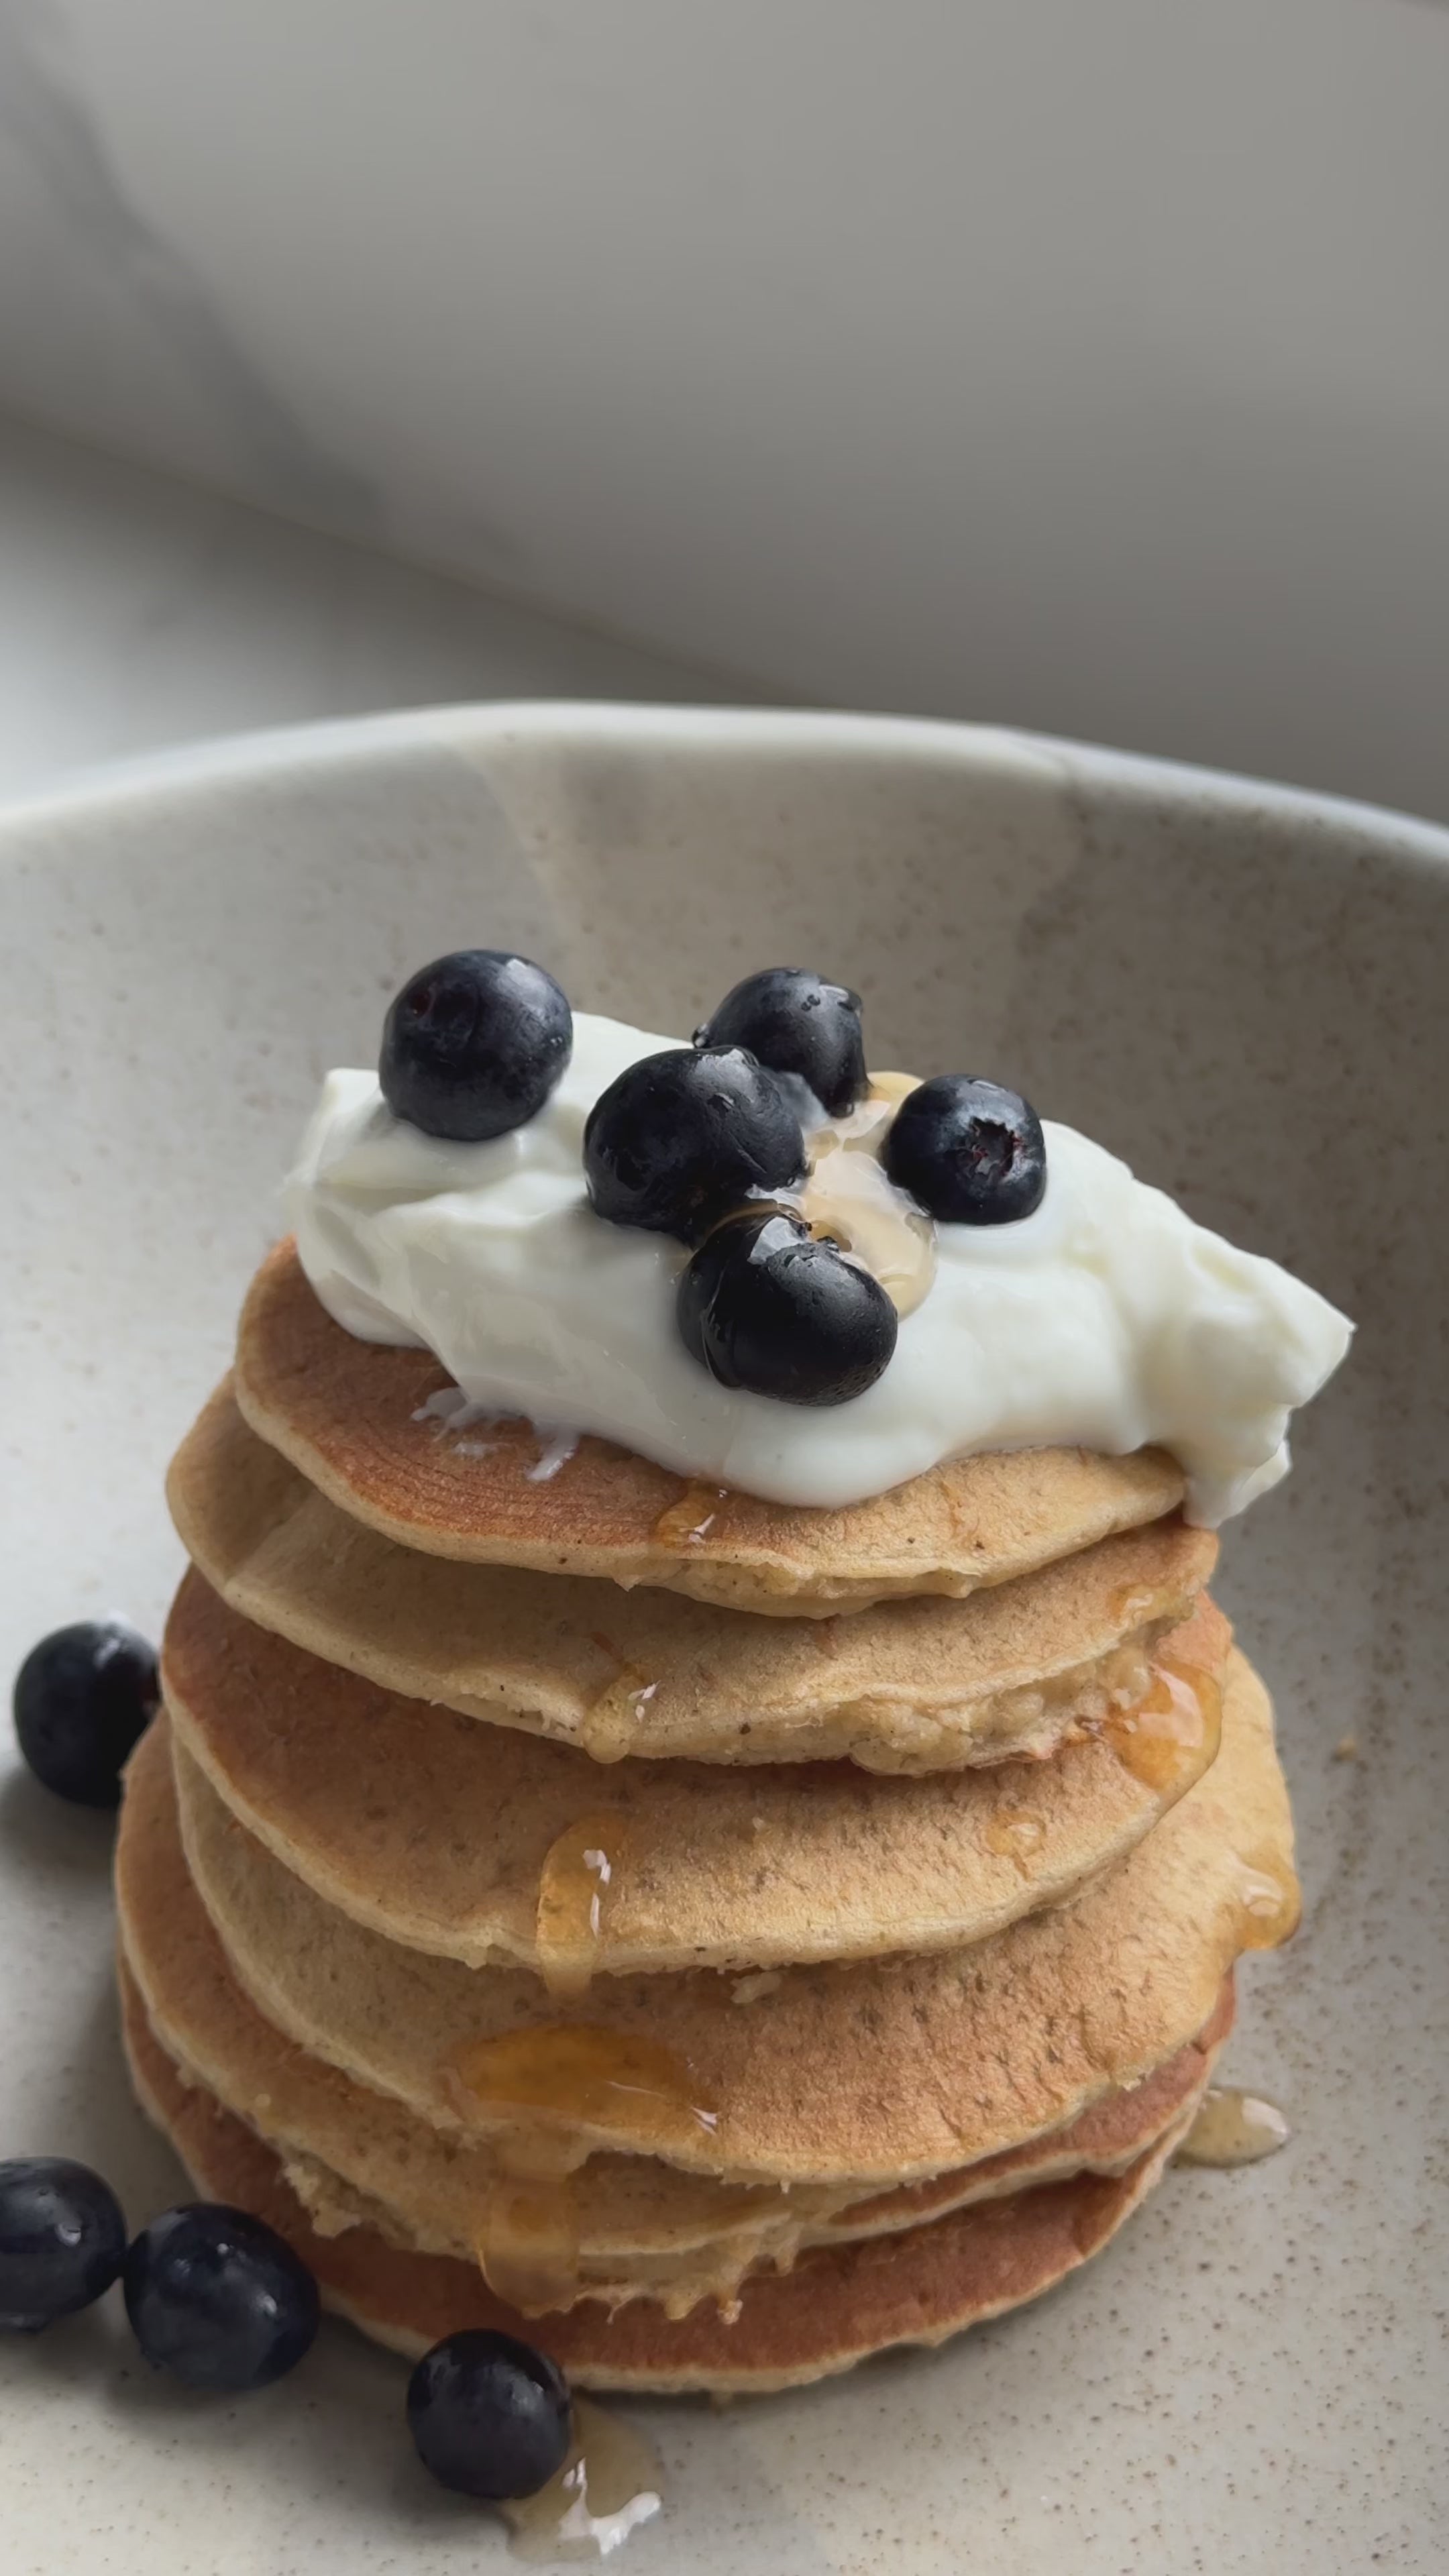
[380,951,1047,1407]
[5,1619,578,2504]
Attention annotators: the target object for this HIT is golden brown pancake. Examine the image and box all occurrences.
[164,1650,1295,2186]
[114,1740,1234,2313]
[233,1239,1188,1615]
[170,1386,1216,1770]
[162,1566,1229,1974]
[123,1979,1195,2393]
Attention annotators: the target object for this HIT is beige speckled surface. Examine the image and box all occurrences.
[0,706,1444,2569]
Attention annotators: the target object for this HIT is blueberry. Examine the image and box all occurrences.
[407,2328,572,2500]
[678,1210,898,1404]
[694,967,866,1116]
[0,2157,127,2332]
[123,2203,320,2391]
[379,951,572,1143]
[13,1620,158,1809]
[584,1046,805,1240]
[884,1076,1046,1225]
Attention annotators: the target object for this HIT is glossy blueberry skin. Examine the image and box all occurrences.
[407,2328,572,2500]
[12,1620,158,1808]
[584,1046,806,1241]
[123,2204,320,2391]
[884,1076,1046,1225]
[0,2157,127,2332]
[678,1210,898,1405]
[379,950,572,1143]
[694,967,867,1116]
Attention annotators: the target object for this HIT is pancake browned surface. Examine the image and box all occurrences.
[170,1387,1216,1770]
[233,1240,1188,1615]
[162,1565,1229,1974]
[123,1978,1195,2394]
[169,1651,1295,2186]
[115,1740,1233,2311]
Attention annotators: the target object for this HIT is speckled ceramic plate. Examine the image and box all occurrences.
[1,706,1443,2574]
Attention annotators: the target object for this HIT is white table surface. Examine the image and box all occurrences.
[0,412,759,807]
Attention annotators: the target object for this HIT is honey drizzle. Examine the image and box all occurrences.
[500,2396,663,2561]
[983,1804,1046,1874]
[1175,2086,1291,2169]
[1232,1857,1301,1949]
[1097,1658,1224,1796]
[474,2174,583,2314]
[651,1484,729,1548]
[582,1665,661,1765]
[785,1074,936,1318]
[536,1815,628,1998]
[446,2024,719,2157]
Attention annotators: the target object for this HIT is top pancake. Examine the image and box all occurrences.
[233,1239,1188,1616]
[170,1384,1216,1770]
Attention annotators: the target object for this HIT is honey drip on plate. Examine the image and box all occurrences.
[984,1805,1046,1874]
[446,2025,719,2156]
[1175,2086,1291,2168]
[1099,1658,1223,1795]
[501,2396,663,2562]
[786,1075,936,1318]
[536,1815,628,1998]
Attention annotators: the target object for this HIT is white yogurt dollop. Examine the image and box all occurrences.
[286,1012,1352,1520]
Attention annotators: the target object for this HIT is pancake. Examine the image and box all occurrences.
[162,1566,1229,1975]
[166,1651,1296,2187]
[124,1980,1195,2394]
[114,1745,1234,2312]
[233,1239,1188,1616]
[169,1387,1216,1771]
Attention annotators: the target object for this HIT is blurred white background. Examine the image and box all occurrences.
[2,0,1448,814]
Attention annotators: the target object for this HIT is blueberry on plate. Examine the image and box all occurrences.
[123,2204,320,2391]
[884,1075,1046,1224]
[584,1046,805,1240]
[0,2157,127,2332]
[12,1619,158,1808]
[379,950,572,1143]
[694,967,867,1116]
[407,2328,572,2500]
[678,1210,898,1404]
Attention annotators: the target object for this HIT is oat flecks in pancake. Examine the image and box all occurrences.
[232,1240,1188,1615]
[114,1729,1234,2303]
[122,1977,1193,2394]
[169,1385,1216,1770]
[166,1652,1295,2187]
[162,1565,1229,1975]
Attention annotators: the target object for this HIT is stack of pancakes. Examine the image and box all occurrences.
[115,1240,1299,2394]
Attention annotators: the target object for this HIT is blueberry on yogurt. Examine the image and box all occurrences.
[380,951,572,1143]
[584,1046,806,1240]
[694,968,866,1116]
[884,1076,1046,1225]
[678,1210,898,1405]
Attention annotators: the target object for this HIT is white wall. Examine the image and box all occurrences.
[3,0,1448,817]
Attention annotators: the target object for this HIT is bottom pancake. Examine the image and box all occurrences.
[123,1978,1196,2396]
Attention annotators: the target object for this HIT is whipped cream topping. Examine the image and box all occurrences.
[286,1012,1352,1519]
